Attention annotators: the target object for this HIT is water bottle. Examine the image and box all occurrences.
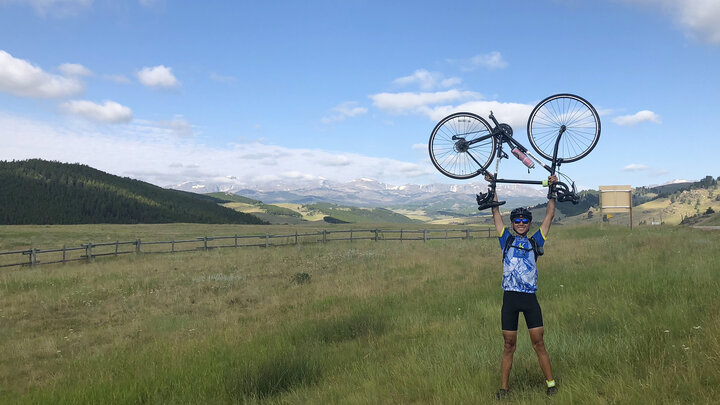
[512,148,534,169]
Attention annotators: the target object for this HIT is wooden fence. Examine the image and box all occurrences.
[0,228,494,269]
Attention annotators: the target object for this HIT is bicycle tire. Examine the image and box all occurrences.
[429,112,496,179]
[527,94,600,163]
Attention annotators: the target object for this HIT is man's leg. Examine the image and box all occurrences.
[501,330,517,390]
[528,326,553,381]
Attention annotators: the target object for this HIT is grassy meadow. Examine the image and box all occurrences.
[0,224,719,404]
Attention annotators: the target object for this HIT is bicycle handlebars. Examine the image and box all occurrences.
[477,176,579,211]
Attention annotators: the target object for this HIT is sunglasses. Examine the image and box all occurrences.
[513,218,530,224]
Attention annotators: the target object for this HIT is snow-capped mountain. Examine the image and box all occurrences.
[168,177,548,208]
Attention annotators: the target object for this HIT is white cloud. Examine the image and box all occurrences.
[449,51,508,71]
[370,89,482,114]
[1,0,93,17]
[0,50,85,98]
[155,116,194,137]
[321,101,368,124]
[612,110,661,126]
[411,143,426,151]
[623,163,650,171]
[60,100,133,123]
[393,69,462,91]
[619,0,720,44]
[421,100,534,127]
[58,63,92,77]
[0,113,436,187]
[321,155,351,166]
[370,89,532,128]
[137,65,180,89]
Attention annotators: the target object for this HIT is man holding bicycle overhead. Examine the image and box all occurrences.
[487,174,558,400]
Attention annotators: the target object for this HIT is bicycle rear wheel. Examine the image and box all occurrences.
[429,112,496,179]
[527,94,600,163]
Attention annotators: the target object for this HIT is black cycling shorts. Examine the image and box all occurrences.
[501,291,544,331]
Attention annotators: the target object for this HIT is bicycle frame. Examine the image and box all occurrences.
[459,112,564,184]
[457,111,579,210]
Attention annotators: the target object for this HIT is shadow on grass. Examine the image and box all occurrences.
[224,342,322,401]
[225,305,388,401]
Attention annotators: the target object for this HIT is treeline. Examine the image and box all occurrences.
[531,190,600,217]
[634,175,719,206]
[0,159,267,225]
[532,175,718,217]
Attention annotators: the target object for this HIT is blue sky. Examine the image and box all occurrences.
[1,0,719,191]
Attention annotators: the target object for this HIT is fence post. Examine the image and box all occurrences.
[445,229,448,240]
[323,230,327,243]
[265,234,270,248]
[465,229,470,239]
[203,237,208,251]
[423,230,427,242]
[295,231,298,245]
[85,243,93,261]
[115,240,119,256]
[136,239,141,254]
[400,229,403,242]
[374,229,379,241]
[350,229,353,242]
[29,248,38,266]
[171,240,175,253]
[235,234,238,248]
[62,245,66,264]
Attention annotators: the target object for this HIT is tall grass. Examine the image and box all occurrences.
[0,225,718,404]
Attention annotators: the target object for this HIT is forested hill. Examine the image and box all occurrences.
[0,159,267,225]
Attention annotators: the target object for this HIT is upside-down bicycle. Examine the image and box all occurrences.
[428,93,601,210]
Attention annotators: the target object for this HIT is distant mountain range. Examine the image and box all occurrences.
[168,177,549,211]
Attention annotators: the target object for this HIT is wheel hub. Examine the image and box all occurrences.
[454,139,469,153]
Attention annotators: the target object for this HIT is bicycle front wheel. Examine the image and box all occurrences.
[429,112,496,179]
[527,94,600,163]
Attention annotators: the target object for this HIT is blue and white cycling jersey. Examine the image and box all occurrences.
[498,227,546,293]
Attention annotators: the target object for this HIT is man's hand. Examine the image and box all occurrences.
[541,175,558,236]
[547,175,558,199]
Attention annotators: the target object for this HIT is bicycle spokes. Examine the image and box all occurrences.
[428,112,496,179]
[527,94,600,163]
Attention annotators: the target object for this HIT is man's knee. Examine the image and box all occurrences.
[531,337,546,352]
[503,337,517,353]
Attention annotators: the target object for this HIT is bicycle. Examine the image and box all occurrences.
[428,93,600,210]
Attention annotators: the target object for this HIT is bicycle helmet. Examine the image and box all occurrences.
[510,207,532,222]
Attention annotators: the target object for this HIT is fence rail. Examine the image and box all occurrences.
[0,228,494,269]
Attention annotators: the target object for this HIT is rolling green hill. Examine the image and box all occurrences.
[304,203,420,224]
[0,159,267,225]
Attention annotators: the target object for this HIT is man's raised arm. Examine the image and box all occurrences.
[540,175,558,237]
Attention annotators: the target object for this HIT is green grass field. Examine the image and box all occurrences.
[1,224,718,404]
